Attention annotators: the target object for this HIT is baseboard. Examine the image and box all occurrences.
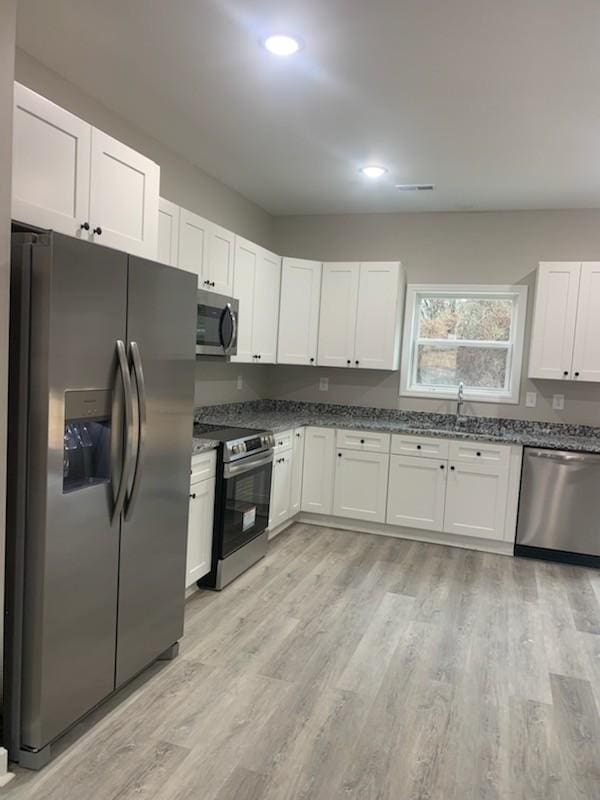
[296,513,514,556]
[267,518,297,540]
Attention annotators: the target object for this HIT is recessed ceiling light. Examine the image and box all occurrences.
[263,34,302,56]
[360,165,387,179]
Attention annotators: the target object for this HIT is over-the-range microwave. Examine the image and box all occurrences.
[196,288,239,357]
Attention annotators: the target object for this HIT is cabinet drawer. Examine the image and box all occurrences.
[273,429,294,453]
[391,434,449,460]
[448,440,510,468]
[335,429,391,453]
[191,449,217,482]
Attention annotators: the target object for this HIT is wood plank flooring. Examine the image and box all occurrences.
[7,524,600,799]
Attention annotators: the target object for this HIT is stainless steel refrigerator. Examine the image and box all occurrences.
[4,230,197,769]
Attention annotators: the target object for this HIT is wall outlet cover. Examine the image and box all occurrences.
[525,391,537,408]
[236,375,243,391]
[552,394,565,410]
[319,377,329,391]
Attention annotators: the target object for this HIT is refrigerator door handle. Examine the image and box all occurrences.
[124,341,147,521]
[113,340,135,522]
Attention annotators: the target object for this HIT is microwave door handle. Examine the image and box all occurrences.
[112,340,134,522]
[220,302,236,355]
[124,341,147,521]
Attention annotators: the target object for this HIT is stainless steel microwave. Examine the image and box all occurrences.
[196,289,239,357]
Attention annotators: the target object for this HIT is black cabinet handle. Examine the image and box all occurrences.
[416,444,422,450]
[346,359,351,365]
[189,492,196,499]
[575,371,580,377]
[476,451,481,457]
[440,464,445,470]
[360,439,365,444]
[450,465,455,471]
[296,432,301,437]
[563,370,569,376]
[93,226,102,235]
[355,360,359,365]
[210,281,215,287]
[338,453,342,458]
[310,357,315,363]
[80,221,90,231]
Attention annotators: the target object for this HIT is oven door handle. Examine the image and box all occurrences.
[224,451,273,478]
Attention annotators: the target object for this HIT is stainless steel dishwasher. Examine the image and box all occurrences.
[515,447,600,566]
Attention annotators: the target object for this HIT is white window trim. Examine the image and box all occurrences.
[400,283,528,404]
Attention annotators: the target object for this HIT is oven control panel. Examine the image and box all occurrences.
[224,431,275,462]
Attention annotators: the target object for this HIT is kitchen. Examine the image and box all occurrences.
[1,1,600,798]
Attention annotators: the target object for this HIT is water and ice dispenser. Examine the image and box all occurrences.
[63,390,112,493]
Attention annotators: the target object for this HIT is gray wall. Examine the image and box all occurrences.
[1,0,17,704]
[271,210,600,425]
[15,50,274,249]
[195,360,270,407]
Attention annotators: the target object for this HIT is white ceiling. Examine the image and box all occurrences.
[16,0,600,215]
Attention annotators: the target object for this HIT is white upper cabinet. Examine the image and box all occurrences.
[12,83,160,258]
[278,258,322,365]
[318,263,360,367]
[157,197,180,266]
[528,262,581,380]
[232,236,281,364]
[316,261,404,370]
[12,83,91,238]
[204,222,235,295]
[571,263,600,382]
[354,262,404,370]
[88,128,159,258]
[178,207,209,283]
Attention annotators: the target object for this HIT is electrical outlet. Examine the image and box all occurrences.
[236,375,243,391]
[525,391,537,408]
[552,394,565,411]
[319,377,329,391]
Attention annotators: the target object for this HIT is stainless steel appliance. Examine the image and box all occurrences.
[196,289,238,357]
[515,447,600,566]
[4,230,197,769]
[194,425,274,589]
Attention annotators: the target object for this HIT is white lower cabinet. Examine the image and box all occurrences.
[333,449,389,523]
[290,428,305,515]
[386,455,447,532]
[186,475,215,587]
[270,450,293,528]
[301,427,336,514]
[443,461,509,540]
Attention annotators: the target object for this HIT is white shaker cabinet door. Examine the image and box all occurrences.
[571,262,600,383]
[333,450,389,523]
[88,128,159,258]
[252,248,281,364]
[157,198,180,267]
[270,452,293,528]
[205,222,235,295]
[301,427,336,514]
[354,262,404,370]
[317,263,359,367]
[278,258,322,365]
[12,82,91,238]
[290,428,305,515]
[528,262,581,380]
[177,208,210,285]
[443,461,509,540]
[231,236,259,363]
[186,477,215,587]
[386,455,446,532]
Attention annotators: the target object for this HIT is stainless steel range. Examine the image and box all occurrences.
[194,424,275,589]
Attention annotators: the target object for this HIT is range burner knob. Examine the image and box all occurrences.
[231,442,246,455]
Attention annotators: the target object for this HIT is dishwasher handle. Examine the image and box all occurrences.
[526,448,600,466]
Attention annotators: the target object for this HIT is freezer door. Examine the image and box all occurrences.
[19,234,128,751]
[115,257,196,686]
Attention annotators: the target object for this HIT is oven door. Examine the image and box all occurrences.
[196,290,238,357]
[219,451,273,558]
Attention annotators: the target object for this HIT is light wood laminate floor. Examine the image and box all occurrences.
[7,524,600,799]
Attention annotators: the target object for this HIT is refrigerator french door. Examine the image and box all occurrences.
[4,231,196,769]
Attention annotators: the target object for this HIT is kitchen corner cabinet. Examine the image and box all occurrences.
[12,83,160,259]
[529,261,600,382]
[317,261,404,370]
[187,453,216,587]
[333,449,389,523]
[231,236,281,364]
[277,258,322,365]
[301,427,336,513]
[157,197,180,266]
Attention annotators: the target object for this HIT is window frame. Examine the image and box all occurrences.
[399,283,528,404]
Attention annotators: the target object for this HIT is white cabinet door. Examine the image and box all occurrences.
[333,450,389,523]
[571,262,600,383]
[231,236,258,363]
[12,82,91,237]
[301,427,335,514]
[157,198,180,266]
[253,248,281,363]
[354,262,404,370]
[88,128,159,258]
[278,258,322,365]
[387,455,447,532]
[270,452,293,528]
[290,428,305,515]
[205,222,235,295]
[443,462,509,540]
[186,476,215,587]
[528,262,581,380]
[178,208,209,285]
[318,263,359,367]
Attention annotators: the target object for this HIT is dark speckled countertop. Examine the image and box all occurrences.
[192,438,219,456]
[193,400,600,454]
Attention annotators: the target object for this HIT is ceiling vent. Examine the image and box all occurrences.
[395,184,435,191]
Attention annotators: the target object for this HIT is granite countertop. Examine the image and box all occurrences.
[192,438,219,456]
[193,400,600,454]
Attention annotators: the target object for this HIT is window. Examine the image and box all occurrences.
[400,284,528,403]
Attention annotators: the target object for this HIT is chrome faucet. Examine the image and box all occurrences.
[456,381,465,421]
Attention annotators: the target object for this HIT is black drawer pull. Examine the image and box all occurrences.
[450,466,455,471]
[189,492,196,499]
